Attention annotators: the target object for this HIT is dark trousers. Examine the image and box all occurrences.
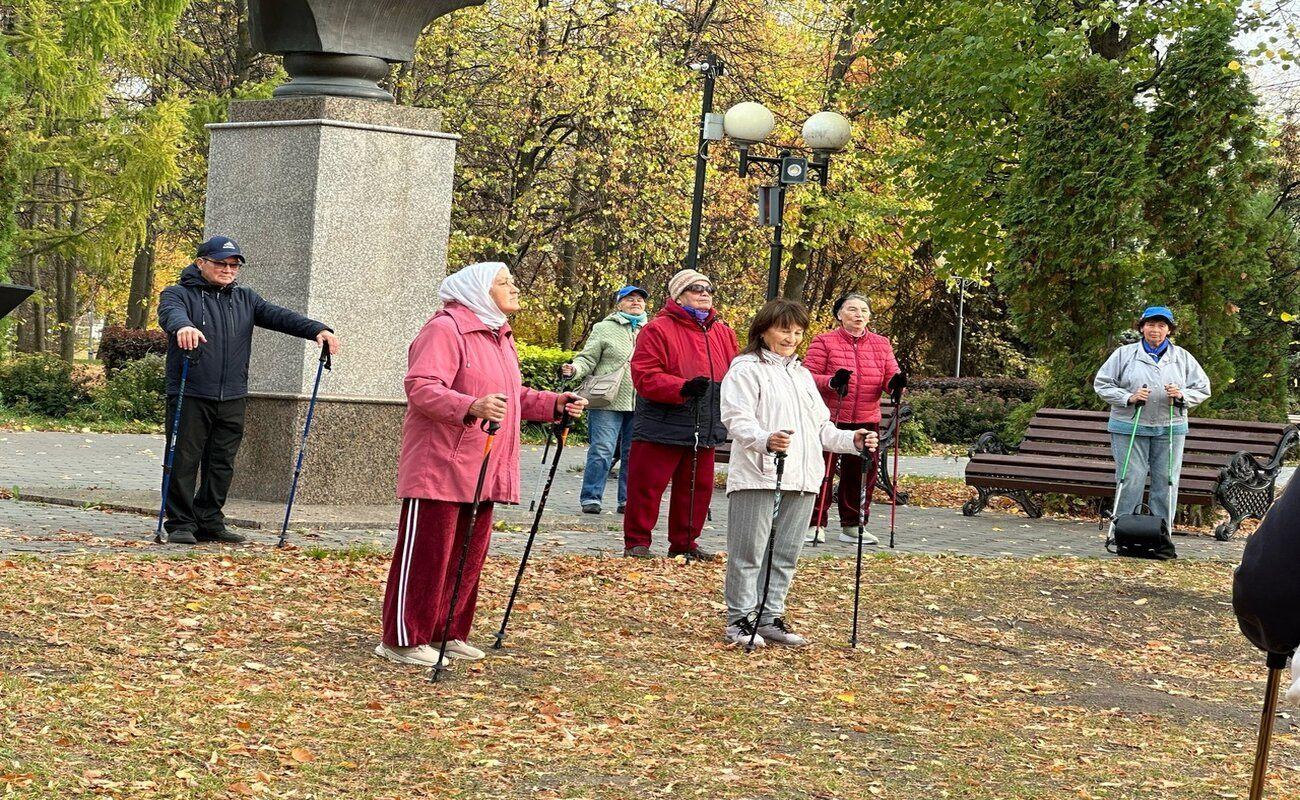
[623,440,715,553]
[163,395,247,536]
[810,421,880,529]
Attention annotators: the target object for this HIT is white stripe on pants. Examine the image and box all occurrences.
[725,489,816,625]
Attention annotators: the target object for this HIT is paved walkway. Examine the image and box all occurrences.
[0,431,1247,561]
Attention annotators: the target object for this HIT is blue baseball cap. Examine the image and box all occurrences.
[616,285,648,301]
[196,236,245,263]
[1140,305,1175,326]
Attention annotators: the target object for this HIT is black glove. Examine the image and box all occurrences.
[681,375,710,399]
[887,372,907,405]
[829,369,852,398]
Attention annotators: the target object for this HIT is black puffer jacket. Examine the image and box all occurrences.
[157,264,329,400]
[1234,475,1300,661]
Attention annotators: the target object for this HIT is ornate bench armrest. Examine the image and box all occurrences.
[969,431,1017,459]
[879,402,912,450]
[1263,425,1300,474]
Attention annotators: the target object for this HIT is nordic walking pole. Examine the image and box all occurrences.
[888,395,905,549]
[528,366,565,511]
[1105,387,1147,539]
[747,445,789,653]
[1248,651,1289,800]
[431,418,501,683]
[155,354,192,544]
[812,380,849,547]
[850,438,872,647]
[493,408,576,650]
[278,346,331,548]
[686,395,703,543]
[1167,395,1184,534]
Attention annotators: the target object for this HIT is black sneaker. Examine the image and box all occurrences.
[582,504,602,515]
[166,529,198,545]
[196,528,246,544]
[624,545,655,559]
[616,504,626,514]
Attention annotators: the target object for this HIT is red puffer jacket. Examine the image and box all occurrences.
[803,327,899,424]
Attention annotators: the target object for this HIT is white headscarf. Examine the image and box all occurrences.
[439,261,509,330]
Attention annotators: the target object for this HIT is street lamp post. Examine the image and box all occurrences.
[721,105,852,300]
[684,56,724,271]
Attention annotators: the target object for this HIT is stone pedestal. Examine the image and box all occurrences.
[204,96,457,505]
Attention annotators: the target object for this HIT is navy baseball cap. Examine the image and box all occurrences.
[1140,305,1175,326]
[616,285,648,301]
[196,236,245,263]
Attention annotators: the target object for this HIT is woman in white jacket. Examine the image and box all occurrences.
[720,299,878,647]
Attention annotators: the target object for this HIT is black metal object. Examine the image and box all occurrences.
[733,146,835,300]
[747,450,787,653]
[248,0,485,101]
[684,55,723,271]
[1214,426,1300,541]
[0,283,35,321]
[278,347,332,548]
[959,430,1045,518]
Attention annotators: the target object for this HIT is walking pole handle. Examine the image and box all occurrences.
[483,419,501,435]
[319,344,331,370]
[1132,384,1149,408]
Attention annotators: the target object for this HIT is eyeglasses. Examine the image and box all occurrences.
[684,283,713,294]
[203,259,242,270]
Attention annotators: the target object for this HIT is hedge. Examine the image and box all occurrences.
[98,326,168,374]
[909,376,1040,402]
[0,352,92,416]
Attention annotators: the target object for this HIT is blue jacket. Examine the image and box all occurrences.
[157,264,329,400]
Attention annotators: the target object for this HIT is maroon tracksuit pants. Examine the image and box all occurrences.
[810,422,881,529]
[380,497,494,647]
[623,440,715,554]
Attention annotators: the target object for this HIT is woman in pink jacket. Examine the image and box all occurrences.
[375,262,586,668]
[802,294,903,546]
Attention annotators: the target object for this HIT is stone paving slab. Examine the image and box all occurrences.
[0,430,1251,562]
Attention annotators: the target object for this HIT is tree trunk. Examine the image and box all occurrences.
[51,169,77,362]
[782,239,814,302]
[126,216,158,329]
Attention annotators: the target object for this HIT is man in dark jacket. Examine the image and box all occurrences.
[156,236,340,544]
[623,268,738,560]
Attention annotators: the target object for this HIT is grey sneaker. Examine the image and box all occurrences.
[677,548,718,563]
[838,527,878,545]
[582,503,602,514]
[373,643,449,668]
[196,528,246,544]
[724,618,766,647]
[624,546,655,559]
[757,617,809,647]
[804,526,825,544]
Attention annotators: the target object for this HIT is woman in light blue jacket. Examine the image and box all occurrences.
[1093,306,1211,531]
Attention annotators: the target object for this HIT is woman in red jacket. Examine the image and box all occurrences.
[623,268,739,560]
[803,294,902,545]
[375,262,586,669]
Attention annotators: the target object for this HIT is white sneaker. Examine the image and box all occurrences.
[756,617,809,647]
[804,526,826,544]
[373,642,450,668]
[724,619,767,647]
[838,527,878,545]
[434,639,485,661]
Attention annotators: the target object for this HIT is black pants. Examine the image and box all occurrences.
[163,396,247,536]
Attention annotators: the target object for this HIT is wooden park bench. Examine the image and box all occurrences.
[962,408,1298,540]
[716,401,913,503]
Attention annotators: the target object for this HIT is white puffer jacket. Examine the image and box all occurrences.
[720,351,861,495]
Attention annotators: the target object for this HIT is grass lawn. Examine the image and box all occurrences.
[0,551,1294,799]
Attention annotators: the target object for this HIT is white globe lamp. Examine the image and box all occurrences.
[801,111,852,153]
[723,102,776,144]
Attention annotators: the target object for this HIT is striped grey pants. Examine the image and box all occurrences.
[725,489,816,625]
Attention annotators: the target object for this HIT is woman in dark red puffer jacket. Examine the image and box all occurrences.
[802,294,901,545]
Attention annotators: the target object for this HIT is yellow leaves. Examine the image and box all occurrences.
[837,692,857,704]
[92,593,115,604]
[1280,311,1296,323]
[290,747,314,763]
[1227,60,1242,71]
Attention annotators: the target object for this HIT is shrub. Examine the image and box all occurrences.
[517,343,575,392]
[896,420,934,455]
[0,352,91,417]
[98,325,168,374]
[91,354,166,423]
[906,388,1025,445]
[909,376,1040,402]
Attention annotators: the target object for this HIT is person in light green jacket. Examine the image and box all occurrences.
[562,286,648,514]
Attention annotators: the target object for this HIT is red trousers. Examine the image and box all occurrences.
[810,422,880,529]
[380,498,494,647]
[623,440,714,553]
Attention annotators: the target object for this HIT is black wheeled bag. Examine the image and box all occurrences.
[1107,504,1177,560]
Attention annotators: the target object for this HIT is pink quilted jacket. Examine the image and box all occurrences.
[803,327,900,423]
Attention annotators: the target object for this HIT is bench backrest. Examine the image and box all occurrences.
[715,401,905,465]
